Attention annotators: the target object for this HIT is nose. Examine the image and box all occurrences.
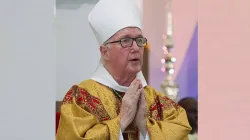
[130,40,140,52]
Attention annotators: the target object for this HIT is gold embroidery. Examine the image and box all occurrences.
[57,80,191,140]
[79,80,119,119]
[144,86,191,140]
[62,85,111,122]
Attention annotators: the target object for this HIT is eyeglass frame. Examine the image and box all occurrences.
[103,37,147,48]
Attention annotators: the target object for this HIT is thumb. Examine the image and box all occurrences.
[138,89,145,107]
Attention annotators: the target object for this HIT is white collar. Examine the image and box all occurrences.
[91,64,147,92]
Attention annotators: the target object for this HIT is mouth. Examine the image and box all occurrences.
[130,58,140,62]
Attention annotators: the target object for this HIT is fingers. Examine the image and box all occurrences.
[134,88,143,101]
[139,81,143,89]
[139,89,146,104]
[131,78,143,86]
[140,88,145,99]
[135,89,146,128]
[133,79,143,90]
[130,78,139,86]
[133,81,140,91]
[134,78,142,89]
[128,79,140,94]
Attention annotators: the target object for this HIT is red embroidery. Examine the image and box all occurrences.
[92,98,100,104]
[162,96,180,109]
[76,89,101,110]
[62,88,74,103]
[150,96,180,120]
[151,104,157,111]
[62,85,111,121]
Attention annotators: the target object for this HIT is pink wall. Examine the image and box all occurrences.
[143,0,250,139]
[199,0,250,139]
[172,0,197,79]
[142,0,167,90]
[142,0,197,90]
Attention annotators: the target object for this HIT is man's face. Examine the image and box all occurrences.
[103,27,145,75]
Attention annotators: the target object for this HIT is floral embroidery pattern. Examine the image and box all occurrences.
[62,85,111,121]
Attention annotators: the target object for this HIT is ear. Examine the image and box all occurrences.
[100,45,109,60]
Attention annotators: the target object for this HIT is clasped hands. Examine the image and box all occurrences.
[119,78,147,137]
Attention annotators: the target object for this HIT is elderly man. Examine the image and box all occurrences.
[56,0,191,139]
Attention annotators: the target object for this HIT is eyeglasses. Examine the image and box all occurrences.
[104,37,147,48]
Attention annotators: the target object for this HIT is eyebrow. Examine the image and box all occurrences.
[119,34,143,39]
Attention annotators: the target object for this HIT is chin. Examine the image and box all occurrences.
[128,65,141,73]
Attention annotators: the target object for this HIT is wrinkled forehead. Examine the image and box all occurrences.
[110,27,142,40]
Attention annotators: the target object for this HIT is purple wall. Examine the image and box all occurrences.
[176,23,198,101]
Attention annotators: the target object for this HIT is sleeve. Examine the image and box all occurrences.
[119,129,124,140]
[56,86,121,140]
[146,92,192,140]
[144,132,150,140]
[140,131,150,140]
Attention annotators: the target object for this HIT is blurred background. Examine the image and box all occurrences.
[56,0,198,102]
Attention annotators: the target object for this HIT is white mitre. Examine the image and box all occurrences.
[88,0,147,92]
[88,0,142,45]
